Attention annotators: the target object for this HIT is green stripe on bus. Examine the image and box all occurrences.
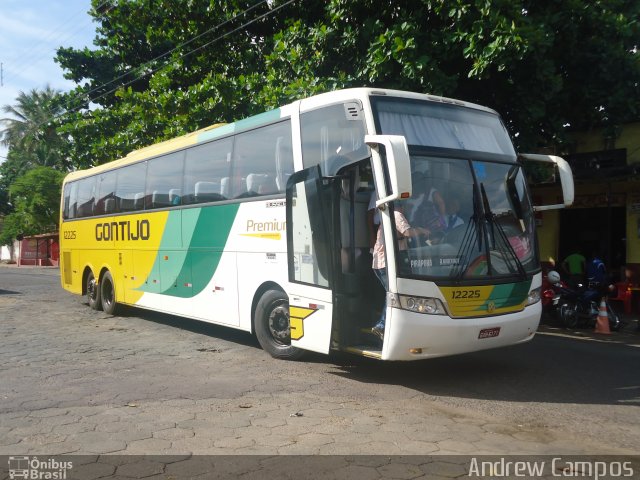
[197,108,282,143]
[139,204,240,298]
[485,279,532,309]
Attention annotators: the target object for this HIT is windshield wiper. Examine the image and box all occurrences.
[452,215,483,281]
[479,184,527,278]
[452,186,484,280]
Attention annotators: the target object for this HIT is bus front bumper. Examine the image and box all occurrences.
[382,303,541,361]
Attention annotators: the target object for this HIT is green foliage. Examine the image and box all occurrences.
[57,0,286,165]
[0,86,70,171]
[0,167,64,245]
[0,188,9,217]
[254,0,640,150]
[0,87,71,219]
[53,0,640,168]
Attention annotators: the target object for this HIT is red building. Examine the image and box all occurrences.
[18,233,59,266]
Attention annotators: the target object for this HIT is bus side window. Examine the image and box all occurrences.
[95,170,118,215]
[76,176,97,218]
[183,137,231,205]
[65,182,79,219]
[275,136,293,192]
[146,152,184,210]
[116,162,147,212]
[301,102,368,175]
[232,120,292,198]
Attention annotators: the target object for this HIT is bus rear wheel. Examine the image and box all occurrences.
[100,271,119,315]
[86,270,102,310]
[255,289,304,360]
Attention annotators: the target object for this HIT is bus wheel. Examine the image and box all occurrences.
[255,289,304,360]
[100,271,119,315]
[86,270,102,310]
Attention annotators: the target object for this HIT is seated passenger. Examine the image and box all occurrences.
[407,173,446,233]
[445,198,464,230]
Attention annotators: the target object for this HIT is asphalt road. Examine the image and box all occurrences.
[1,265,639,458]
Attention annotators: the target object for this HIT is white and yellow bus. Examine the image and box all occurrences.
[60,88,574,361]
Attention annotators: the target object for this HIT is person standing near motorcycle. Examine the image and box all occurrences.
[586,251,610,321]
[556,254,622,331]
[561,248,586,287]
[587,252,607,285]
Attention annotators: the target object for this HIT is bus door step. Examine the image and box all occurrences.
[343,345,382,359]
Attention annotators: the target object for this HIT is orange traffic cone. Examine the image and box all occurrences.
[594,298,611,334]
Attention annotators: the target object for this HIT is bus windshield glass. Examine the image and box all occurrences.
[371,97,536,281]
[393,155,538,281]
[372,96,515,156]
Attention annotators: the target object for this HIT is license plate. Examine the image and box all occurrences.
[478,327,501,339]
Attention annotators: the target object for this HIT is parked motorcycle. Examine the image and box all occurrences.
[541,270,566,322]
[546,270,622,331]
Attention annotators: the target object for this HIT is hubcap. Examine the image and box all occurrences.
[87,277,97,301]
[268,303,290,345]
[103,280,113,306]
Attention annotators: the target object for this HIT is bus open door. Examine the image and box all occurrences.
[285,166,335,354]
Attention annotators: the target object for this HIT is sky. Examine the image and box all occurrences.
[0,0,96,162]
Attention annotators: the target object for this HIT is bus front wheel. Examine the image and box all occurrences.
[254,289,304,360]
[86,270,102,310]
[100,271,119,315]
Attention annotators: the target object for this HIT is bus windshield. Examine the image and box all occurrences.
[372,96,516,156]
[394,155,538,281]
[371,97,537,282]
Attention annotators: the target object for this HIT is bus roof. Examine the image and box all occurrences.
[297,87,498,116]
[63,122,224,183]
[63,88,499,184]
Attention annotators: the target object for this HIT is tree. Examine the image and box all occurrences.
[0,188,9,216]
[0,167,65,246]
[0,86,70,220]
[0,150,29,216]
[254,0,640,150]
[0,86,70,171]
[55,0,640,165]
[56,0,289,166]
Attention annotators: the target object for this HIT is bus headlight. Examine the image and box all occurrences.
[527,287,541,306]
[388,293,446,315]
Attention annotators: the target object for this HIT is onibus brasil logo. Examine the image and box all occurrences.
[8,456,73,480]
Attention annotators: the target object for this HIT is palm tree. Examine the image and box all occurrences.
[0,85,68,170]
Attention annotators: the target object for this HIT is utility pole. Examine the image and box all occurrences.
[1,62,3,86]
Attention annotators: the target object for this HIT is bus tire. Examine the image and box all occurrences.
[100,271,119,316]
[86,270,102,310]
[254,289,305,360]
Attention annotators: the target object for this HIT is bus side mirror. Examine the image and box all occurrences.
[519,153,574,211]
[365,134,412,207]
